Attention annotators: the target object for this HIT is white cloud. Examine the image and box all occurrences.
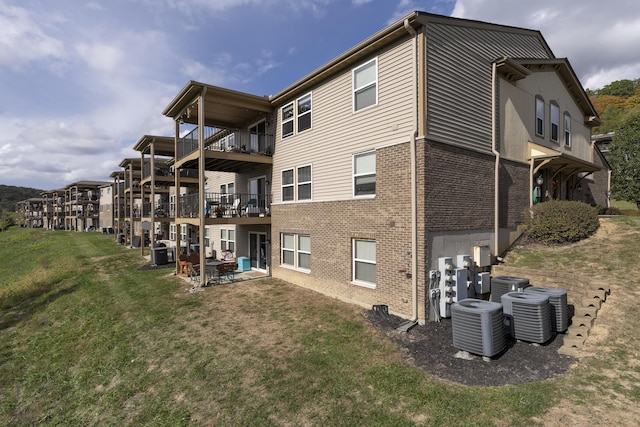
[0,3,66,70]
[451,0,640,90]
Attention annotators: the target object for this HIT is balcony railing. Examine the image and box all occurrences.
[177,127,274,161]
[178,192,271,219]
[142,164,173,180]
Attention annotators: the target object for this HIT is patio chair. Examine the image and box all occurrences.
[187,262,201,284]
[218,262,237,282]
[231,198,241,217]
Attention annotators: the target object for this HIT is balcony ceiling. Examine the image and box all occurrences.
[162,81,273,129]
[133,135,175,156]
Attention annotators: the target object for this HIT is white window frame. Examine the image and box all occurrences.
[297,164,312,201]
[180,224,187,241]
[564,112,571,148]
[280,233,311,272]
[297,92,312,133]
[352,239,376,288]
[550,102,559,143]
[535,96,545,137]
[353,151,376,198]
[353,58,378,112]
[281,102,294,138]
[204,227,211,248]
[169,224,176,240]
[220,228,235,253]
[281,168,294,202]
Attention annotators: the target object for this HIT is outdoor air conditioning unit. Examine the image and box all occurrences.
[451,299,506,357]
[501,292,552,344]
[524,286,569,333]
[490,276,530,302]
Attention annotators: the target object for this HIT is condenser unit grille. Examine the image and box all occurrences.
[502,292,552,344]
[451,299,506,357]
[490,276,530,302]
[524,286,569,333]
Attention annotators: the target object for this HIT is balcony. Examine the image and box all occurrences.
[176,127,274,171]
[178,192,271,220]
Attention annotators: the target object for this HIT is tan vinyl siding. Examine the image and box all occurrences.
[500,71,593,162]
[425,22,552,153]
[272,37,415,203]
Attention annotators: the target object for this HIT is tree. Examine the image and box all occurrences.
[596,79,640,98]
[609,114,640,202]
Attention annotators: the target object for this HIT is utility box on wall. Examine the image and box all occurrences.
[474,245,491,267]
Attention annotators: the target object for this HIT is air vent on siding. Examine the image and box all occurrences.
[501,292,552,344]
[524,286,569,333]
[451,299,506,357]
[490,276,530,302]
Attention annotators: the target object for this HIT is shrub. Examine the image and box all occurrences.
[523,200,600,244]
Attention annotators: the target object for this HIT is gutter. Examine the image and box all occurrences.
[404,19,419,322]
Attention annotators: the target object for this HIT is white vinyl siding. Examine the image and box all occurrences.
[272,38,414,203]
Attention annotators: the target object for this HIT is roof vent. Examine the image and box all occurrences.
[524,286,569,333]
[490,276,530,303]
[451,299,506,357]
[501,292,552,343]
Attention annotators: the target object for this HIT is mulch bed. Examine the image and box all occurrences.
[364,309,575,386]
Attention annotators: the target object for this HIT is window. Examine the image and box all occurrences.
[281,103,294,138]
[354,151,376,196]
[220,184,227,205]
[169,195,176,217]
[564,113,571,147]
[298,235,311,270]
[221,228,235,253]
[535,96,545,137]
[353,58,378,111]
[353,239,376,287]
[297,165,312,200]
[170,224,176,240]
[180,224,187,241]
[297,93,312,132]
[204,227,210,248]
[281,233,311,271]
[550,102,559,142]
[282,169,294,202]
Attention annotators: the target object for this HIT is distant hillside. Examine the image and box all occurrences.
[0,185,44,212]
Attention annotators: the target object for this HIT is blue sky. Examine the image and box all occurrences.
[1,0,639,191]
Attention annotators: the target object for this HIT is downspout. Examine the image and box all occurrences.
[491,63,500,258]
[198,87,208,285]
[404,19,419,322]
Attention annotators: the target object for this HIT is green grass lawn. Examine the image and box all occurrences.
[1,221,639,426]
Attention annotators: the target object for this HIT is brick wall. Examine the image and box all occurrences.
[423,140,494,231]
[271,142,416,318]
[499,158,529,228]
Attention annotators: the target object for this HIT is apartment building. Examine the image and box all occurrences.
[127,11,604,323]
